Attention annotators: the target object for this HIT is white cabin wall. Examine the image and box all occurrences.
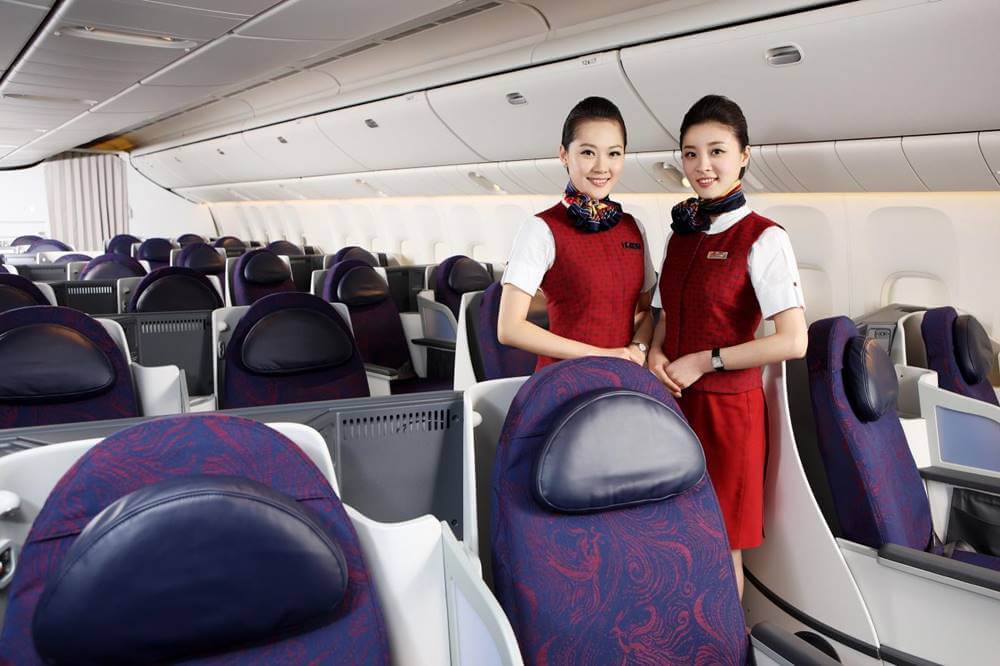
[205,191,1000,336]
[0,163,49,242]
[125,157,214,240]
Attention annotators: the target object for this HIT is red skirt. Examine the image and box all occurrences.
[676,388,767,550]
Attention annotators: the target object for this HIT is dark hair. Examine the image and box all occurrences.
[679,95,750,179]
[561,96,627,149]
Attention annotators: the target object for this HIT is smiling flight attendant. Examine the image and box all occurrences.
[498,96,656,368]
[649,95,808,598]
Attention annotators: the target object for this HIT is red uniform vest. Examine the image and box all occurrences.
[537,203,646,369]
[658,211,779,393]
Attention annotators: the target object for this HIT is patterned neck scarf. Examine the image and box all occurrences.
[563,182,623,233]
[670,183,746,235]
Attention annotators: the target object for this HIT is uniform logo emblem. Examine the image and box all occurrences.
[622,241,642,250]
[707,251,728,260]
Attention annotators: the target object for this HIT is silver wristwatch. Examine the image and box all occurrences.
[631,341,648,354]
[711,347,726,371]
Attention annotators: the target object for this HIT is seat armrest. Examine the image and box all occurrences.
[920,466,1000,495]
[877,543,1000,593]
[750,622,840,665]
[413,337,456,352]
[364,363,400,379]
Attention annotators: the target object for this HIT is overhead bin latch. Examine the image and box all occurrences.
[765,45,803,67]
[505,92,527,106]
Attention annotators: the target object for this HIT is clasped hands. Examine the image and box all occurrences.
[647,348,712,398]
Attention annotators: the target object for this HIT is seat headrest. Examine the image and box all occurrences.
[214,236,246,250]
[242,251,289,285]
[52,253,92,265]
[137,238,174,263]
[954,314,994,385]
[12,234,42,246]
[337,265,388,306]
[106,234,140,256]
[843,336,898,422]
[179,243,225,275]
[176,233,205,246]
[534,388,705,513]
[267,240,303,256]
[0,323,115,403]
[26,239,72,253]
[80,254,147,281]
[447,257,492,293]
[0,275,49,312]
[242,307,354,374]
[335,246,378,267]
[32,475,348,665]
[132,268,223,313]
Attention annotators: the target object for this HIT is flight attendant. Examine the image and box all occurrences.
[649,95,807,598]
[498,96,656,367]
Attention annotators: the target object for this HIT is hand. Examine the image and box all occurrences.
[664,351,712,392]
[625,342,646,365]
[599,346,642,365]
[647,349,682,397]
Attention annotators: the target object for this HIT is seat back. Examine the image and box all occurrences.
[11,234,42,246]
[0,274,51,313]
[105,233,140,256]
[79,253,147,281]
[213,235,247,256]
[231,248,296,306]
[921,306,999,406]
[136,237,175,271]
[26,239,72,253]
[492,356,746,664]
[807,316,934,550]
[0,414,390,665]
[267,239,303,255]
[467,282,537,382]
[221,292,369,408]
[433,255,493,319]
[329,246,379,268]
[127,266,223,313]
[176,241,225,277]
[176,233,205,246]
[323,259,410,372]
[0,306,138,427]
[52,253,92,265]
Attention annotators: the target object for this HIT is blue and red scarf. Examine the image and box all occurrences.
[670,183,746,235]
[563,182,623,233]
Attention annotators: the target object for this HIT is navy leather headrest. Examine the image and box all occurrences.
[32,475,348,665]
[337,266,388,306]
[81,255,146,281]
[27,239,72,253]
[0,323,114,403]
[181,243,225,275]
[138,238,174,263]
[954,315,994,385]
[106,234,140,256]
[243,251,289,285]
[268,240,303,256]
[534,389,705,513]
[447,257,492,293]
[12,234,42,246]
[177,233,205,246]
[242,308,354,374]
[338,247,378,267]
[843,336,898,422]
[134,272,222,312]
[0,276,48,312]
[214,236,246,250]
[53,253,92,265]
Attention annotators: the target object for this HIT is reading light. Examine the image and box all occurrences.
[468,171,507,194]
[1,93,97,106]
[54,26,197,50]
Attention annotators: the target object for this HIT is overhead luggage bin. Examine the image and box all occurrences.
[902,134,1000,192]
[980,132,1000,185]
[175,135,276,186]
[777,142,863,192]
[242,117,365,179]
[428,51,674,161]
[757,145,806,193]
[621,0,1000,145]
[836,138,928,192]
[315,92,483,171]
[228,70,339,121]
[132,151,197,190]
[498,160,559,195]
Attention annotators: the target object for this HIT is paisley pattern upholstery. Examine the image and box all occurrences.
[0,414,390,664]
[921,307,999,406]
[807,316,933,551]
[433,255,490,319]
[221,292,369,409]
[476,283,536,380]
[491,357,747,665]
[0,306,138,427]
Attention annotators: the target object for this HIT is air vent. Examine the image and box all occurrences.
[222,80,271,98]
[765,45,803,67]
[340,408,455,439]
[384,23,437,41]
[436,1,501,23]
[339,42,380,58]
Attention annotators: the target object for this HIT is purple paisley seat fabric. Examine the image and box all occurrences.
[231,248,296,306]
[432,255,493,320]
[921,306,999,406]
[491,357,747,665]
[0,306,138,428]
[808,316,1000,571]
[472,282,536,381]
[220,292,369,409]
[0,414,390,664]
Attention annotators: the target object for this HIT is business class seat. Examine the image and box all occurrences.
[135,237,175,271]
[176,241,225,277]
[418,255,494,343]
[327,245,383,268]
[10,235,42,247]
[105,233,140,257]
[323,259,449,395]
[455,282,537,390]
[213,235,247,254]
[267,239,303,255]
[216,292,369,409]
[491,356,836,665]
[920,306,999,406]
[25,239,71,254]
[0,274,51,313]
[176,233,206,246]
[79,253,147,281]
[51,253,92,265]
[126,267,223,313]
[230,248,296,306]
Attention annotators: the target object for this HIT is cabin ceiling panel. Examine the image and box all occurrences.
[236,0,458,41]
[428,51,674,162]
[229,70,338,118]
[315,91,482,171]
[0,1,48,72]
[175,134,275,185]
[154,0,278,16]
[525,0,678,30]
[617,153,670,193]
[902,134,999,192]
[979,133,1000,187]
[3,71,127,100]
[757,146,806,193]
[143,35,332,87]
[63,0,245,41]
[92,83,214,114]
[55,110,150,134]
[132,151,194,189]
[835,138,926,192]
[777,142,863,193]
[621,0,1000,145]
[30,28,184,74]
[242,117,365,178]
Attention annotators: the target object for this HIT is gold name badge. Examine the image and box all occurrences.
[707,251,729,260]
